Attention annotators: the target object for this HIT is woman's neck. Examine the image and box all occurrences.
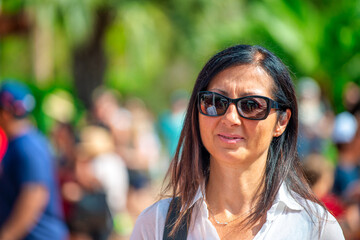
[205,157,265,215]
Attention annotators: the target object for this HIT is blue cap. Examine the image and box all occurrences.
[0,80,36,118]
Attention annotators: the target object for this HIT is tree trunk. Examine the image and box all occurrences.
[0,11,30,36]
[72,7,114,110]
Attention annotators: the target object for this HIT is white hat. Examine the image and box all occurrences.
[332,111,358,144]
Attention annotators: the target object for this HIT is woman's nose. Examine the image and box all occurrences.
[222,103,242,125]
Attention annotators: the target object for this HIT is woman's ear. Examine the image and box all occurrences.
[273,109,291,137]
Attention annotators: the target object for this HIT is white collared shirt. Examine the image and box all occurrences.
[130,184,344,239]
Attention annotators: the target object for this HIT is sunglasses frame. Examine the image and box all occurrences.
[198,91,281,120]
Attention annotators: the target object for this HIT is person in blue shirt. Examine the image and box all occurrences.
[0,80,68,240]
[158,90,188,158]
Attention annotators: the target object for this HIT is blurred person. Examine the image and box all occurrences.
[70,125,129,240]
[0,80,68,240]
[52,123,78,168]
[78,125,129,216]
[332,111,360,240]
[303,153,360,240]
[125,98,162,218]
[51,123,80,234]
[343,82,360,114]
[158,90,188,158]
[92,88,161,184]
[91,88,160,221]
[125,98,161,186]
[302,154,345,218]
[91,87,132,155]
[332,111,360,201]
[131,45,343,239]
[297,77,334,159]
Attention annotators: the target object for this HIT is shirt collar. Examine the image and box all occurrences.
[266,182,303,221]
[188,183,206,209]
[276,183,303,211]
[188,182,303,214]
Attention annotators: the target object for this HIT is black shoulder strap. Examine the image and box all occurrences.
[163,197,189,240]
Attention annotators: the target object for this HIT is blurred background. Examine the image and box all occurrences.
[0,0,360,239]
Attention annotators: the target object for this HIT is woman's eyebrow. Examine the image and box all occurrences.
[207,88,228,95]
[208,88,265,97]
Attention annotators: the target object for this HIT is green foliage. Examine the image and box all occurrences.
[1,0,359,115]
[1,0,25,13]
[0,37,32,79]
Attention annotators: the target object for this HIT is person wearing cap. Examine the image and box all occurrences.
[332,111,360,200]
[0,80,68,240]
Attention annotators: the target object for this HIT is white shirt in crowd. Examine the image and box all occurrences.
[130,183,344,240]
[91,152,129,214]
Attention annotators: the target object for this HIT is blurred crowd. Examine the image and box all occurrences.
[0,80,187,240]
[1,77,360,239]
[298,78,360,240]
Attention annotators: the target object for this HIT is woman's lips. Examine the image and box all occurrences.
[218,133,244,144]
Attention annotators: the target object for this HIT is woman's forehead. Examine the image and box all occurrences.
[206,64,274,97]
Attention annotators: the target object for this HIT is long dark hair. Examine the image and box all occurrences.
[162,44,325,233]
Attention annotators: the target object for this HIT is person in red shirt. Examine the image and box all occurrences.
[302,153,360,239]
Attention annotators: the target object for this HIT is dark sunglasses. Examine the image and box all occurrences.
[198,91,281,120]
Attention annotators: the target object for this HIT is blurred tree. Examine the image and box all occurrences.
[25,0,118,108]
[72,6,114,109]
[0,11,30,35]
[0,0,359,113]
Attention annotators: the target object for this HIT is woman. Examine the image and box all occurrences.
[130,44,344,239]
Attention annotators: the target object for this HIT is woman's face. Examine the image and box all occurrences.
[199,64,283,168]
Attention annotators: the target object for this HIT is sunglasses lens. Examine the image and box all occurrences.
[199,92,272,120]
[199,92,228,116]
[238,97,268,119]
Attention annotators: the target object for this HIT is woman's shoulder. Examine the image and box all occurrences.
[290,194,344,239]
[303,200,344,240]
[274,185,344,239]
[139,197,172,220]
[130,198,172,240]
[288,190,335,222]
